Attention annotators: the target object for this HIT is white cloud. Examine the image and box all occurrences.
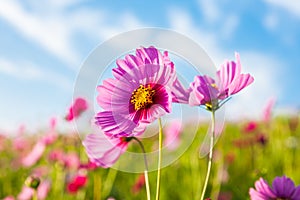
[221,15,239,39]
[0,58,72,90]
[264,0,300,18]
[263,12,279,31]
[0,0,79,68]
[198,0,221,23]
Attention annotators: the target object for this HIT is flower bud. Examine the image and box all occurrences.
[25,176,40,189]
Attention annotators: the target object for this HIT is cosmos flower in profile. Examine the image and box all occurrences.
[83,132,131,168]
[249,176,300,200]
[65,97,88,121]
[96,46,178,138]
[189,53,254,110]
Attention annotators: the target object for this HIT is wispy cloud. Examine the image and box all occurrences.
[0,0,80,68]
[0,58,72,90]
[264,0,300,18]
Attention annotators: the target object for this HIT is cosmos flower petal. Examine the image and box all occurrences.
[291,185,300,200]
[188,75,218,106]
[171,79,191,104]
[253,178,277,198]
[83,133,128,168]
[95,111,146,138]
[272,176,296,198]
[249,188,269,200]
[228,73,254,95]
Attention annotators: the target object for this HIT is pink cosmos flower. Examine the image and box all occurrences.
[67,170,88,194]
[249,176,300,200]
[163,120,182,150]
[189,53,254,110]
[83,132,131,168]
[41,117,58,145]
[132,174,145,194]
[17,180,51,200]
[65,97,88,121]
[96,46,179,138]
[64,152,80,169]
[22,141,46,167]
[243,121,258,133]
[262,97,276,122]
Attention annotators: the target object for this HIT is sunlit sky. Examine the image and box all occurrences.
[0,0,300,132]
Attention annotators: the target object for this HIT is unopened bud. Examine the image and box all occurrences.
[25,176,40,189]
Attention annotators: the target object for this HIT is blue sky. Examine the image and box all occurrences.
[0,0,300,132]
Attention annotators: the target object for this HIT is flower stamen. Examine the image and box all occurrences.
[131,84,155,110]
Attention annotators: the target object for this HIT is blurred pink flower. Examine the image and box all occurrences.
[65,97,88,121]
[64,152,80,169]
[83,132,131,168]
[163,120,182,150]
[48,149,65,163]
[17,180,51,200]
[189,53,254,110]
[67,171,88,194]
[96,46,178,138]
[132,174,145,194]
[22,141,46,167]
[262,97,276,122]
[243,121,258,133]
[41,117,58,145]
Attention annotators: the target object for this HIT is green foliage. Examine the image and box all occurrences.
[0,115,299,199]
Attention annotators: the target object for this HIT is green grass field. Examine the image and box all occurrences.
[0,115,299,200]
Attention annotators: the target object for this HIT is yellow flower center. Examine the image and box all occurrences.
[131,84,155,110]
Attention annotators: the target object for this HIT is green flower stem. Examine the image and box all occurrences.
[155,118,163,200]
[93,170,102,200]
[102,168,118,197]
[200,111,215,200]
[32,190,38,200]
[132,137,151,200]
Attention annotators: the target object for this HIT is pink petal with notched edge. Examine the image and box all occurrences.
[228,73,254,96]
[249,188,269,200]
[83,133,128,168]
[171,78,191,104]
[95,111,146,138]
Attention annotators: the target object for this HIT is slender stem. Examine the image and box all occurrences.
[200,111,215,200]
[93,170,102,200]
[155,118,163,200]
[102,168,118,197]
[32,190,38,200]
[132,137,151,200]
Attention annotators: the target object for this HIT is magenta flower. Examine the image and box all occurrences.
[83,132,131,168]
[189,53,254,110]
[96,46,178,137]
[249,176,300,200]
[67,172,88,194]
[64,152,80,169]
[65,97,88,121]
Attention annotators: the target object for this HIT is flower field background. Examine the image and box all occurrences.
[0,114,299,199]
